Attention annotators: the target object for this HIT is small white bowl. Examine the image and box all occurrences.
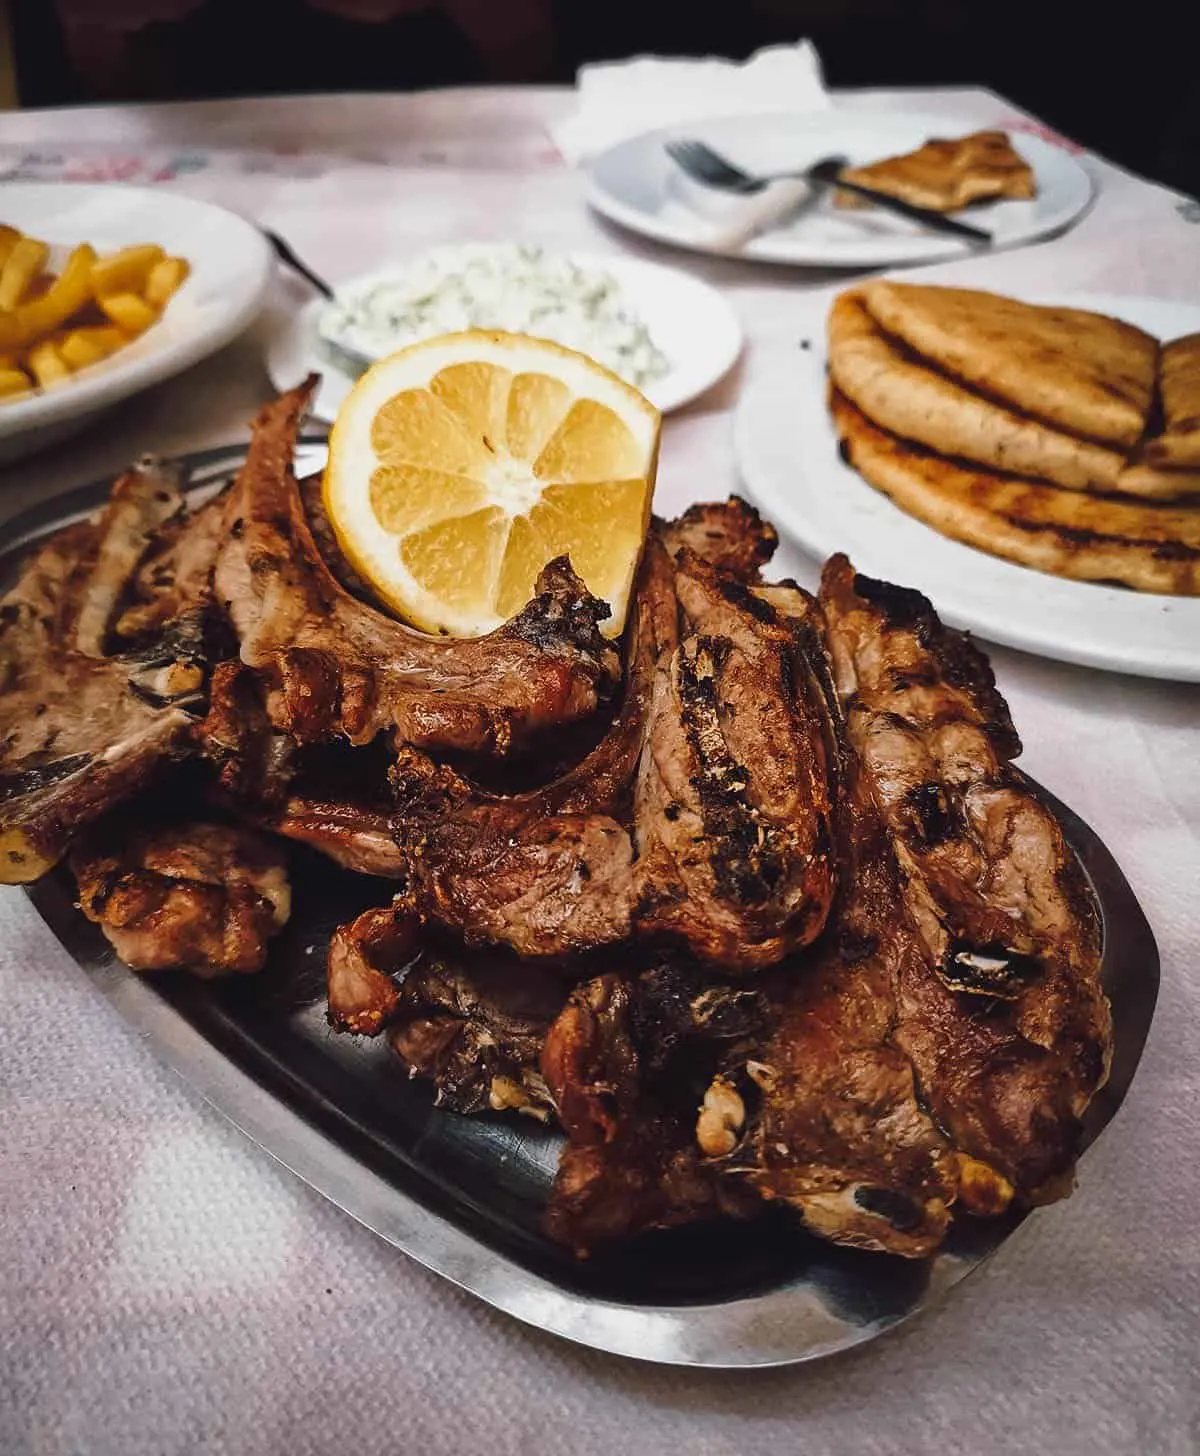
[262,246,743,419]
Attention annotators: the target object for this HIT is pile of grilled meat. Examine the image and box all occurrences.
[0,379,1113,1260]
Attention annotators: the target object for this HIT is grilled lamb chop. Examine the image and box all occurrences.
[72,819,290,974]
[392,537,839,972]
[0,463,217,883]
[326,905,563,1118]
[390,533,678,957]
[214,379,619,759]
[632,553,837,968]
[819,555,1112,1202]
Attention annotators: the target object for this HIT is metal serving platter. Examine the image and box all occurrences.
[6,443,1160,1368]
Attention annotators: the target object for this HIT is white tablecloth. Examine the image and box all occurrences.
[1,87,1198,1456]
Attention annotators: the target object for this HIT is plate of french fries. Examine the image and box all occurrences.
[0,184,272,461]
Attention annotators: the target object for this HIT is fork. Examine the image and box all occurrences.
[665,139,993,244]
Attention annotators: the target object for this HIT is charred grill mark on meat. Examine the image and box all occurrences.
[214,379,619,759]
[114,488,228,644]
[70,456,187,658]
[633,555,839,968]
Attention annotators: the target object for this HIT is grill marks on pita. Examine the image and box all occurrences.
[827,283,1200,591]
[831,391,1200,594]
[860,282,1157,449]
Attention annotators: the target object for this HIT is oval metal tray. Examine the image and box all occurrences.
[6,443,1160,1368]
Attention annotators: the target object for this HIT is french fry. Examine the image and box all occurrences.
[26,339,71,389]
[0,227,187,403]
[0,226,20,270]
[0,366,32,398]
[97,291,158,335]
[0,236,50,311]
[58,325,127,370]
[91,243,165,299]
[1,245,98,350]
[144,255,190,308]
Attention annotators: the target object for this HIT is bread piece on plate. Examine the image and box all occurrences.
[861,281,1158,449]
[830,387,1200,595]
[827,291,1127,493]
[1116,459,1200,501]
[1144,332,1200,469]
[837,131,1036,212]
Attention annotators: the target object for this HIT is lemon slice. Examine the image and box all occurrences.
[324,330,661,637]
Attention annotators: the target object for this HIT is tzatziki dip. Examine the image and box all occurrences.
[319,243,669,391]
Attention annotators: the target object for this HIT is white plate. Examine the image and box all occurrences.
[262,250,743,418]
[589,111,1094,268]
[0,183,273,464]
[734,290,1200,682]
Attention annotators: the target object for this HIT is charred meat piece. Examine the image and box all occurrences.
[714,775,959,1257]
[542,970,761,1254]
[391,535,678,958]
[66,456,187,657]
[0,463,217,884]
[632,553,838,968]
[214,380,618,759]
[390,954,565,1119]
[393,542,839,972]
[326,902,418,1034]
[820,554,1112,1201]
[819,554,1102,989]
[72,820,290,975]
[268,791,405,878]
[658,496,778,579]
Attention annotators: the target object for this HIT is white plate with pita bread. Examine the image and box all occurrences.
[588,111,1094,267]
[734,289,1200,681]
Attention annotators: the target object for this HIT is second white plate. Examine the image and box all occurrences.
[589,110,1095,268]
[262,250,743,419]
[734,289,1200,682]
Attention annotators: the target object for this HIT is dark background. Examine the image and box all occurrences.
[10,0,1200,196]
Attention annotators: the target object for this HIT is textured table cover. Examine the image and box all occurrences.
[1,86,1198,1456]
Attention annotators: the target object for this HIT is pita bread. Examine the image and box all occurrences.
[861,282,1158,448]
[827,292,1127,493]
[838,131,1036,212]
[1144,332,1200,469]
[1116,460,1200,501]
[830,389,1200,595]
